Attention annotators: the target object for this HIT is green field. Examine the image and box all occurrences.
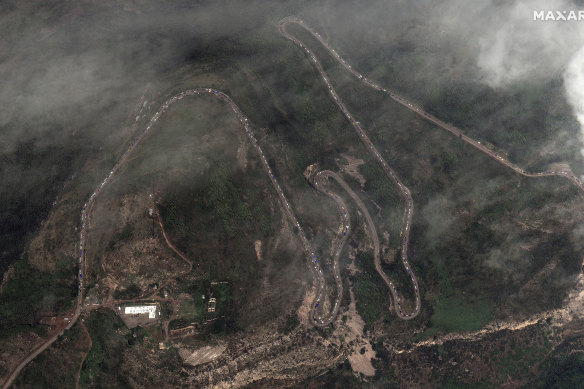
[79,310,131,388]
[352,251,391,331]
[176,292,204,322]
[416,296,494,340]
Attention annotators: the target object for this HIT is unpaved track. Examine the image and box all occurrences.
[144,209,194,298]
[9,16,584,387]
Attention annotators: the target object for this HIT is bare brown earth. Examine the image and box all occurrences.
[254,240,263,262]
[148,324,346,388]
[345,296,376,377]
[297,290,316,328]
[179,344,227,367]
[344,254,376,377]
[7,27,584,386]
[101,193,189,292]
[80,264,584,389]
[104,237,188,288]
[338,153,366,188]
[0,265,14,294]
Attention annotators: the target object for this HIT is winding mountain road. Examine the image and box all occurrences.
[313,170,419,319]
[7,16,584,388]
[308,171,348,326]
[2,87,329,388]
[279,17,584,192]
[279,17,421,319]
[278,16,584,321]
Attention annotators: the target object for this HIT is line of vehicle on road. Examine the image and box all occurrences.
[280,17,421,319]
[280,15,584,320]
[308,170,350,326]
[280,17,584,191]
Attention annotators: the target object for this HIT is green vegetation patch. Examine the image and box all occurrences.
[495,333,552,380]
[353,250,391,330]
[0,257,76,337]
[416,296,494,340]
[279,313,300,334]
[79,309,132,388]
[144,324,163,343]
[442,378,496,389]
[177,292,204,322]
[207,282,229,319]
[14,323,90,388]
[531,352,584,389]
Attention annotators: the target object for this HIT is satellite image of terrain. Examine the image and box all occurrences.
[3,0,584,388]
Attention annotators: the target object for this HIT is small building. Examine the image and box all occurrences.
[207,298,216,313]
[124,305,157,319]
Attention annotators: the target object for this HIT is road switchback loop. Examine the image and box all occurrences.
[308,170,349,326]
[280,15,584,320]
[2,86,354,389]
[280,17,421,319]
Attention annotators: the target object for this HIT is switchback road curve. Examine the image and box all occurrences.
[279,15,584,320]
[77,89,335,327]
[279,17,584,192]
[313,170,420,319]
[2,88,334,388]
[309,170,348,326]
[279,17,422,319]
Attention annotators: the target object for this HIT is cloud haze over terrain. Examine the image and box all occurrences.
[320,0,584,159]
[467,0,584,87]
[564,46,584,155]
[2,0,584,155]
[436,0,584,155]
[2,0,584,277]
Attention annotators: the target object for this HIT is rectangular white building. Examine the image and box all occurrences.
[124,305,157,319]
[207,298,216,313]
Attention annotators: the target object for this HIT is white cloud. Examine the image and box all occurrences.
[439,0,584,158]
[471,0,584,87]
[564,45,584,157]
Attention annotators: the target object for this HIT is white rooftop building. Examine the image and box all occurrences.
[124,305,157,319]
[208,298,216,313]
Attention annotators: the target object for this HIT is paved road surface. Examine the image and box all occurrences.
[2,87,329,388]
[308,171,349,326]
[280,17,421,319]
[279,17,584,192]
[314,171,419,319]
[9,17,584,387]
[279,16,584,320]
